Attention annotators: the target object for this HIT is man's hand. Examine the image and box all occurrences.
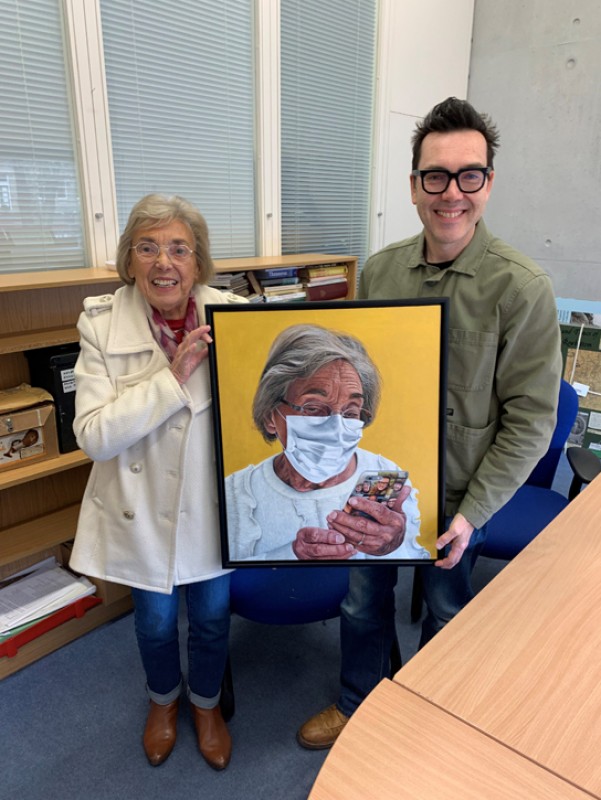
[326,485,411,556]
[170,325,213,385]
[292,527,356,560]
[434,512,474,568]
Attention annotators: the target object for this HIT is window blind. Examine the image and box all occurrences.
[0,0,86,273]
[99,0,256,258]
[280,0,376,268]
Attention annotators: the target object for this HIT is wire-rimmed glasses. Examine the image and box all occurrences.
[131,242,194,262]
[279,398,372,425]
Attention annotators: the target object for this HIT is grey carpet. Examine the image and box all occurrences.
[1,455,573,799]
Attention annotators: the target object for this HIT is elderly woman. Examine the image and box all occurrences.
[69,194,245,770]
[225,324,430,562]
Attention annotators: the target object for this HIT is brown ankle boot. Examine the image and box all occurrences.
[143,698,179,766]
[191,705,232,770]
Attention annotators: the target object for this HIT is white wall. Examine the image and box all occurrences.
[370,0,474,253]
[468,0,601,301]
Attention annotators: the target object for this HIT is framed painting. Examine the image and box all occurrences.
[206,299,448,567]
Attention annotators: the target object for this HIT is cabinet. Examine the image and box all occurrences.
[0,253,356,677]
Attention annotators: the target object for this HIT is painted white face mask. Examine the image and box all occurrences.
[282,413,364,484]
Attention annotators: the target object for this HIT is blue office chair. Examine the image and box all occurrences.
[480,379,579,559]
[225,566,402,717]
[230,566,351,624]
[411,380,595,620]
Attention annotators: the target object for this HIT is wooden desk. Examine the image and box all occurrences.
[395,475,601,797]
[309,679,589,800]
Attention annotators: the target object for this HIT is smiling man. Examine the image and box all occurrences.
[298,97,562,751]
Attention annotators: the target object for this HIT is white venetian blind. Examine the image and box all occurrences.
[280,0,376,268]
[99,0,256,257]
[0,0,86,273]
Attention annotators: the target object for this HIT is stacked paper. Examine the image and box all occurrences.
[0,559,95,638]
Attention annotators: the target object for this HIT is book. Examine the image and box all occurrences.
[209,272,249,289]
[259,277,300,287]
[299,265,348,280]
[305,275,348,287]
[262,283,303,294]
[246,293,264,304]
[263,290,306,303]
[254,267,299,279]
[306,279,348,301]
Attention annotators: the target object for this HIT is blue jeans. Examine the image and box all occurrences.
[337,524,487,717]
[131,574,230,709]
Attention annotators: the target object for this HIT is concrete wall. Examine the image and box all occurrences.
[468,0,601,300]
[370,0,474,253]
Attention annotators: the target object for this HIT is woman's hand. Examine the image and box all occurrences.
[170,325,213,385]
[326,485,411,556]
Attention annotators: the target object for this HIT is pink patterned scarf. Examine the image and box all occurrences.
[146,295,199,361]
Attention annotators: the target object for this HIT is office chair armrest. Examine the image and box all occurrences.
[566,446,601,500]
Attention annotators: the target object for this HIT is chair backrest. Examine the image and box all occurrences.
[230,566,350,625]
[526,380,579,488]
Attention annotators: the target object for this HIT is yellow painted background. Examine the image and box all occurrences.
[211,304,443,548]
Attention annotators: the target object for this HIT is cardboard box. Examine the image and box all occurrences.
[560,324,601,458]
[0,384,59,472]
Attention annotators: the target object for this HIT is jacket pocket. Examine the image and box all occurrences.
[447,328,498,392]
[446,418,498,492]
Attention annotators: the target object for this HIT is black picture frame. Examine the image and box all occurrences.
[207,299,448,567]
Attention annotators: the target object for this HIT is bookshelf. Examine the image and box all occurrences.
[0,253,356,677]
[0,267,126,678]
[213,253,357,301]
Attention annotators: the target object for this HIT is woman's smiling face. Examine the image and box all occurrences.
[128,219,197,319]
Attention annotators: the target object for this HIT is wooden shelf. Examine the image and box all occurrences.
[0,267,120,293]
[0,594,132,678]
[0,504,81,567]
[213,253,356,273]
[0,326,80,355]
[214,253,358,301]
[0,450,91,490]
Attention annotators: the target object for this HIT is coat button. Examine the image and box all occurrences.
[123,510,135,520]
[130,462,142,473]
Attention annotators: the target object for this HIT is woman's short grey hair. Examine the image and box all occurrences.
[115,193,215,285]
[253,324,382,442]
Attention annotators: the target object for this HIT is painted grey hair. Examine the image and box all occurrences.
[115,193,215,285]
[253,323,382,442]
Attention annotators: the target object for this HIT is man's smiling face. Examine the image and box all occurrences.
[410,129,494,263]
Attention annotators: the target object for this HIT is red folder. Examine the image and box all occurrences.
[0,595,102,658]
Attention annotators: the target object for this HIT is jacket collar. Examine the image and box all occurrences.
[106,283,209,354]
[407,219,492,277]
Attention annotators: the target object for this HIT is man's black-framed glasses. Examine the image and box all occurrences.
[279,398,372,424]
[411,167,492,194]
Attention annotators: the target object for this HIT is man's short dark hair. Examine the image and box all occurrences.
[411,97,500,170]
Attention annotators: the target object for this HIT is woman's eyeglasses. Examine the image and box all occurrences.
[279,398,372,424]
[131,242,194,262]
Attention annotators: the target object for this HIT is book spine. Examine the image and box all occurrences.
[254,267,299,279]
[263,292,306,303]
[306,280,348,301]
[301,265,348,279]
[259,277,300,286]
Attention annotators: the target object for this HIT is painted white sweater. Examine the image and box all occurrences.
[225,449,430,561]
